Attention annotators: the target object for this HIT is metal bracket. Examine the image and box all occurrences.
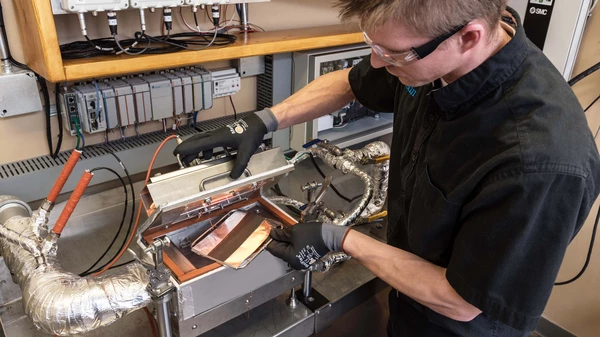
[143,237,175,299]
[301,176,332,222]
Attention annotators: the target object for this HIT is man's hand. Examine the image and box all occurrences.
[173,108,278,179]
[267,222,350,270]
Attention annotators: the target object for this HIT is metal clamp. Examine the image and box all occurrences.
[301,176,332,223]
[143,237,175,298]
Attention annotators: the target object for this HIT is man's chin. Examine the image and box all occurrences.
[397,77,429,88]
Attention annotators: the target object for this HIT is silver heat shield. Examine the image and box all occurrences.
[0,199,152,336]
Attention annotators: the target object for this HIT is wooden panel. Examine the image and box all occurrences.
[62,25,363,81]
[13,0,65,82]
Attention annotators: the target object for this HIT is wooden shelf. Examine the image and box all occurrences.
[62,25,363,82]
[12,1,363,83]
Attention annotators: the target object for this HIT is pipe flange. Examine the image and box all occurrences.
[0,196,32,215]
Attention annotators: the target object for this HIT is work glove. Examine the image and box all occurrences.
[267,222,350,270]
[173,108,279,179]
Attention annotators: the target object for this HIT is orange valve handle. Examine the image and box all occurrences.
[47,150,82,203]
[52,170,94,236]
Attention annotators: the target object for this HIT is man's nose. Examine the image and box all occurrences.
[370,52,387,69]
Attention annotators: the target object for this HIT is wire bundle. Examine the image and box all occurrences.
[61,31,237,59]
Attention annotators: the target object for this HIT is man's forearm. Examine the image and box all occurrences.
[343,230,482,322]
[271,68,355,129]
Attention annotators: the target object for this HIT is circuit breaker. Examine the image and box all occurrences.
[122,77,152,123]
[60,0,129,13]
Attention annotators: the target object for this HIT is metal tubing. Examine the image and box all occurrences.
[0,24,12,74]
[241,3,249,32]
[156,293,174,337]
[303,271,312,299]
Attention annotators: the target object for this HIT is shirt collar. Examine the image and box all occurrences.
[432,7,530,119]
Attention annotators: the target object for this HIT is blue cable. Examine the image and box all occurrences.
[193,110,199,127]
[78,129,86,150]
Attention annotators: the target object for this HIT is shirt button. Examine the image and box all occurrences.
[411,153,417,161]
[428,114,435,121]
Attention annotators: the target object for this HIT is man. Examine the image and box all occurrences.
[175,1,600,336]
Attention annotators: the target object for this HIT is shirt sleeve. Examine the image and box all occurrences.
[348,55,399,112]
[446,171,595,332]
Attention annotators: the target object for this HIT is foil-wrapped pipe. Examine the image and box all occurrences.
[22,260,151,336]
[361,159,389,219]
[0,196,153,336]
[311,252,352,273]
[267,196,337,223]
[0,224,42,258]
[308,148,374,227]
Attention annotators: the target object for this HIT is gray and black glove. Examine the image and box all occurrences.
[173,108,278,179]
[267,222,350,270]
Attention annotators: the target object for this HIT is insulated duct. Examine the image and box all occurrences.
[0,197,152,336]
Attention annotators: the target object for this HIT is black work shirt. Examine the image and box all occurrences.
[348,8,600,337]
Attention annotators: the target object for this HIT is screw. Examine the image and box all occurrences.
[1,109,7,116]
[192,325,197,329]
[328,303,332,308]
[292,277,295,282]
[245,299,250,304]
[308,297,314,302]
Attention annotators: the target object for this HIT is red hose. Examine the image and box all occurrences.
[52,170,93,236]
[47,150,82,203]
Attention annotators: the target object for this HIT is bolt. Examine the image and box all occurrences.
[292,277,295,282]
[328,303,332,308]
[192,325,197,329]
[245,299,250,304]
[308,297,314,302]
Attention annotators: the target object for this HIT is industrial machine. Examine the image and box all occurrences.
[0,137,390,337]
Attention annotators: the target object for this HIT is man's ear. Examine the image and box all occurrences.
[456,21,486,54]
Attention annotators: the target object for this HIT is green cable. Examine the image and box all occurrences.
[74,117,82,150]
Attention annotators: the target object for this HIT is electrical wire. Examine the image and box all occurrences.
[584,94,600,113]
[229,95,238,120]
[37,76,54,158]
[93,135,179,277]
[53,84,64,158]
[78,146,136,277]
[569,61,600,87]
[309,154,363,203]
[555,205,600,285]
[79,166,128,277]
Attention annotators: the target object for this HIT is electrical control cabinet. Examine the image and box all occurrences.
[71,84,108,134]
[107,79,137,126]
[96,82,120,129]
[143,75,174,120]
[173,71,195,114]
[291,44,393,151]
[211,67,241,98]
[160,72,185,116]
[122,77,152,123]
[59,0,129,13]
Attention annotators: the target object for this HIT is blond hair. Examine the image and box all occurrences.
[336,0,507,37]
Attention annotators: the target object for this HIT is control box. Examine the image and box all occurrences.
[122,77,152,123]
[211,67,241,98]
[143,74,174,120]
[107,79,137,126]
[59,0,129,13]
[71,84,107,134]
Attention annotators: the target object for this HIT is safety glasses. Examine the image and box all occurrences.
[362,24,468,67]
